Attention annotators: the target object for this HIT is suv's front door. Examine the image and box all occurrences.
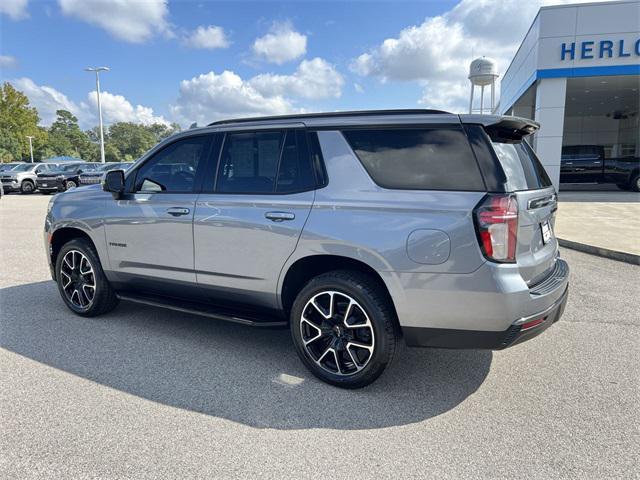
[105,134,212,288]
[193,128,318,310]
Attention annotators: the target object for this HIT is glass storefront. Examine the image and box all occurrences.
[562,75,639,176]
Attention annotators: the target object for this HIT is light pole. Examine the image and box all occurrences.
[85,66,110,163]
[26,135,34,163]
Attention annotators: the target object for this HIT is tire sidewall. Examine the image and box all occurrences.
[55,239,103,315]
[65,180,77,190]
[290,274,393,388]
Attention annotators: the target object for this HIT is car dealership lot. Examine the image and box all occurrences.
[1,195,638,479]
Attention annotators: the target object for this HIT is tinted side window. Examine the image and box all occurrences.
[134,136,208,193]
[217,131,283,193]
[342,128,485,191]
[276,131,316,193]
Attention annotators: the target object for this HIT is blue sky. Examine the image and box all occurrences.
[0,0,599,128]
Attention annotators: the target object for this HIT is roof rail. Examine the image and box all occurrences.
[207,109,452,126]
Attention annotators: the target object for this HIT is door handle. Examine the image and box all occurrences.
[265,211,295,222]
[166,207,190,217]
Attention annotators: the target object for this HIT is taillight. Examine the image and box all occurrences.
[474,194,518,263]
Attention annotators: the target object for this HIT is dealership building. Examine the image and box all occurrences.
[498,0,640,188]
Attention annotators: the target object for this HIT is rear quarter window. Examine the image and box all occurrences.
[342,127,485,191]
[491,140,552,191]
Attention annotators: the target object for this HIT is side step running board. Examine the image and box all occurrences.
[116,293,288,327]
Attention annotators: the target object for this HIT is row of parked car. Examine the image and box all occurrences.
[0,161,132,195]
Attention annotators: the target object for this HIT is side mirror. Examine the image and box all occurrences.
[103,169,125,197]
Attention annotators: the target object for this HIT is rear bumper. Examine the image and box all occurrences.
[403,285,568,349]
[389,256,570,349]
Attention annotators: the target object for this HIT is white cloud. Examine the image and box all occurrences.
[87,91,169,125]
[58,0,171,43]
[0,0,29,19]
[10,77,167,127]
[252,21,307,64]
[0,55,18,69]
[11,78,84,125]
[171,57,345,126]
[351,0,616,112]
[418,80,469,113]
[183,25,229,49]
[249,58,344,100]
[170,70,297,126]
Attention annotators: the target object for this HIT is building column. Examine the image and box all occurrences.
[533,77,567,190]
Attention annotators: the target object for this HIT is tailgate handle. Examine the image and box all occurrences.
[528,194,556,210]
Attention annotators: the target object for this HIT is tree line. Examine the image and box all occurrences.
[0,82,181,163]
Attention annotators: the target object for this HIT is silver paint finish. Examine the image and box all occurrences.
[105,193,198,283]
[193,191,313,308]
[406,229,451,265]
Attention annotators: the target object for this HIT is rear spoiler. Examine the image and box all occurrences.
[459,115,539,142]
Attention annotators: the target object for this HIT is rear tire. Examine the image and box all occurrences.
[630,174,640,193]
[290,270,398,388]
[55,238,119,317]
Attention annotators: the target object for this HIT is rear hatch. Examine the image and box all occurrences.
[482,119,558,285]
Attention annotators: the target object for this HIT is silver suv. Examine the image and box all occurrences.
[45,110,569,388]
[2,162,57,193]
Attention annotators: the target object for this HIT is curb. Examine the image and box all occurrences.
[558,238,640,265]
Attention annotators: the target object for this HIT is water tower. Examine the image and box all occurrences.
[468,57,498,114]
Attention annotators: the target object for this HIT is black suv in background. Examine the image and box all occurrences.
[560,145,640,191]
[37,163,101,193]
[79,162,133,185]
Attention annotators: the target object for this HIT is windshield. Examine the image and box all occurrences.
[11,164,34,172]
[491,140,552,191]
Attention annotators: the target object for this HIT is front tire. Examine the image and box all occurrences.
[55,238,119,317]
[290,270,398,388]
[64,180,77,190]
[630,174,640,193]
[20,180,35,194]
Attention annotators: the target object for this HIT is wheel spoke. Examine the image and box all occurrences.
[82,284,95,302]
[71,289,81,306]
[310,292,333,319]
[316,345,333,364]
[346,346,363,371]
[347,341,374,353]
[343,302,371,329]
[333,349,342,374]
[60,270,72,288]
[80,257,93,275]
[301,318,323,345]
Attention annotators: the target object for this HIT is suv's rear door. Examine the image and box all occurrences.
[193,128,317,310]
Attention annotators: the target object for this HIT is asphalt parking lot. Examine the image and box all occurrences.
[1,194,638,479]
